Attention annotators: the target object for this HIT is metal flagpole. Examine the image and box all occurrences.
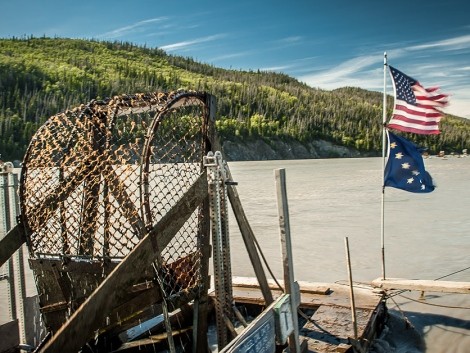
[381,52,388,280]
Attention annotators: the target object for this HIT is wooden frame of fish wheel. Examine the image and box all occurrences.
[15,90,216,352]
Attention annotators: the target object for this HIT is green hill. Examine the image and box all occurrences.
[1,37,469,161]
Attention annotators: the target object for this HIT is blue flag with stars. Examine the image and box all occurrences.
[384,130,435,193]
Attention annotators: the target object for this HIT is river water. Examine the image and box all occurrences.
[226,157,470,353]
[1,157,469,352]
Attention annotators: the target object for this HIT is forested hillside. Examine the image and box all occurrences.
[1,37,469,161]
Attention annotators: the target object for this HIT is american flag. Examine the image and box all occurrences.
[388,66,448,135]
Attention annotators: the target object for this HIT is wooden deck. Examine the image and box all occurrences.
[230,277,386,353]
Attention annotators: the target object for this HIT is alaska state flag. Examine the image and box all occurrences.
[384,130,435,193]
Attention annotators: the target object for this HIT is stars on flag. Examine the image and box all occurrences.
[384,130,435,193]
[387,66,449,135]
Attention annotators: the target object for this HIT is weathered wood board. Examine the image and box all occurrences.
[372,277,470,294]
[227,277,386,353]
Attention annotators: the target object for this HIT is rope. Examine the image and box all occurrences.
[251,229,283,291]
[396,293,470,310]
[380,265,470,301]
[387,295,415,329]
[434,265,470,280]
[334,275,470,310]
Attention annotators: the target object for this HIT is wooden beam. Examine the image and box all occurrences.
[372,278,470,294]
[193,197,211,353]
[105,165,147,237]
[39,173,208,353]
[226,174,274,305]
[0,224,26,268]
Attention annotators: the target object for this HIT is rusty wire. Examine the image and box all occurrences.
[19,90,212,330]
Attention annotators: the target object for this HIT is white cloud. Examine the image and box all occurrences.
[160,34,225,52]
[277,36,303,44]
[408,34,470,51]
[298,54,380,88]
[97,17,168,39]
[260,65,294,72]
[209,51,250,63]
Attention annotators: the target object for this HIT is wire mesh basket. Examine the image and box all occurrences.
[19,90,214,332]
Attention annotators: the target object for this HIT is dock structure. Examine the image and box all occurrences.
[229,277,387,353]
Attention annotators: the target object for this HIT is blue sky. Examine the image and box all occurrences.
[1,0,469,118]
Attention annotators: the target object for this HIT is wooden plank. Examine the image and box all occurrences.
[193,197,211,353]
[105,164,147,237]
[0,320,20,353]
[372,277,470,294]
[39,173,208,353]
[301,305,370,352]
[0,223,26,268]
[229,279,383,311]
[232,277,330,295]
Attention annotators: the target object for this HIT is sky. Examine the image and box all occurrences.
[1,0,469,118]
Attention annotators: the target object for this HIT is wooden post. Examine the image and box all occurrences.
[193,197,211,353]
[274,169,300,353]
[344,237,358,339]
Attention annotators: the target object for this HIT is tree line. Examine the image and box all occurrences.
[1,37,469,161]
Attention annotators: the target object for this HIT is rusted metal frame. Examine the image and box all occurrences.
[39,172,208,353]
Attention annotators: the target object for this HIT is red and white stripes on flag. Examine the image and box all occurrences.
[388,66,449,135]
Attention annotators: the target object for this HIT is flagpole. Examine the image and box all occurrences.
[381,52,387,280]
